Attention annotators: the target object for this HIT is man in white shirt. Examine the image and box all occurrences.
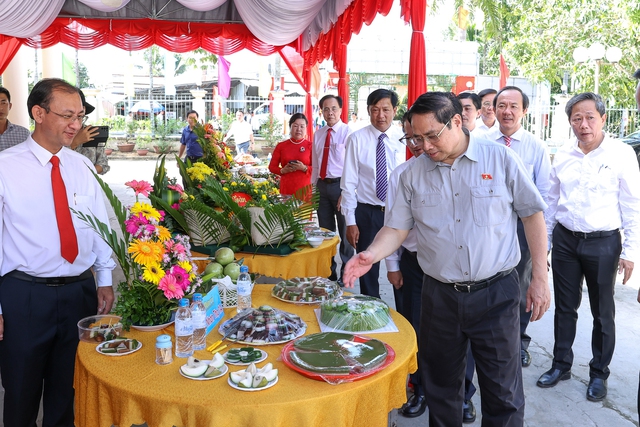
[341,89,405,297]
[0,78,115,426]
[475,88,499,133]
[385,114,426,418]
[311,95,354,283]
[458,92,481,134]
[224,110,254,155]
[537,92,640,402]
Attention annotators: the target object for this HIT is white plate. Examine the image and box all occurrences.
[131,321,174,332]
[223,349,268,365]
[227,375,278,391]
[179,362,228,381]
[96,339,143,356]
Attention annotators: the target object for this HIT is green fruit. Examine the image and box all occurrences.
[204,262,224,278]
[229,371,244,384]
[204,365,222,378]
[252,374,268,388]
[180,364,208,378]
[215,247,235,266]
[223,263,241,281]
[211,353,225,369]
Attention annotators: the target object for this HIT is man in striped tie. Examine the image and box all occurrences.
[340,89,405,298]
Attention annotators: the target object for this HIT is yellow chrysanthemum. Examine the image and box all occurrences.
[156,225,172,242]
[186,163,215,182]
[128,239,164,265]
[130,202,161,222]
[179,260,192,273]
[142,262,165,285]
[261,194,267,201]
[223,187,229,191]
[231,182,237,187]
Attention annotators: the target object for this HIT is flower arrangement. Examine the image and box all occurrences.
[75,176,205,329]
[192,121,235,180]
[222,176,280,208]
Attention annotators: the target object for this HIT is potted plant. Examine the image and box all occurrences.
[153,121,173,154]
[136,134,152,156]
[104,139,115,156]
[118,120,138,152]
[259,114,284,155]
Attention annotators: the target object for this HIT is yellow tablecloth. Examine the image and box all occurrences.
[193,235,339,280]
[74,285,418,427]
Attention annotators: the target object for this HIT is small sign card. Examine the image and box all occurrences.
[203,285,225,336]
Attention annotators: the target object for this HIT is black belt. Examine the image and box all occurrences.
[319,177,341,184]
[559,223,618,240]
[6,269,93,287]
[404,250,418,259]
[358,202,385,212]
[450,269,513,293]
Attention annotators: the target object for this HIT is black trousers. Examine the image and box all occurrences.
[398,249,425,395]
[421,271,524,427]
[551,224,621,379]
[465,220,532,401]
[355,202,385,298]
[0,274,98,427]
[316,180,354,281]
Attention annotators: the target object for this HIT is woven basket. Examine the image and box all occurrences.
[218,283,238,308]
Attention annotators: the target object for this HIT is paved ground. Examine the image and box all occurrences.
[16,156,640,426]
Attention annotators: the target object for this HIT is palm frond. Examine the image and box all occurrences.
[149,194,189,232]
[90,169,128,238]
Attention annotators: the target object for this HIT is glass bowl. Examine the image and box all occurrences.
[78,315,123,343]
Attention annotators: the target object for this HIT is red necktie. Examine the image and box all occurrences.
[51,156,78,263]
[319,128,332,179]
[504,135,511,148]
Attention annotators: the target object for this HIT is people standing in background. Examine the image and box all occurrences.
[178,110,203,162]
[457,92,481,134]
[70,90,109,175]
[268,113,312,198]
[634,69,640,111]
[475,88,499,133]
[224,110,254,155]
[315,110,326,131]
[312,95,355,284]
[0,78,115,427]
[538,92,640,402]
[0,86,30,151]
[341,88,405,298]
[385,114,426,418]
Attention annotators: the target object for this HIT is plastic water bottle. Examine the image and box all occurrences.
[174,298,193,358]
[267,152,272,162]
[190,293,207,350]
[236,265,252,313]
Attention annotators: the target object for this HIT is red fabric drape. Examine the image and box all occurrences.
[278,45,314,141]
[499,54,510,89]
[21,18,295,55]
[336,45,349,123]
[406,0,426,107]
[0,36,21,76]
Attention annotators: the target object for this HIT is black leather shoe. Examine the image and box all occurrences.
[400,394,427,418]
[463,399,476,424]
[537,368,571,388]
[521,349,531,367]
[586,378,607,401]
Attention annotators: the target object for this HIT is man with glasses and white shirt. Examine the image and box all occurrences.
[475,88,499,134]
[344,92,550,427]
[0,86,30,151]
[312,95,354,284]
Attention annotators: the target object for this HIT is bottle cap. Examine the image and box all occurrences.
[193,293,203,302]
[240,265,248,273]
[179,298,189,307]
[156,334,172,349]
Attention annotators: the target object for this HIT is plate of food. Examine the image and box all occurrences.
[227,362,279,391]
[281,332,395,383]
[179,355,228,381]
[96,338,142,356]
[218,305,306,345]
[271,277,342,304]
[223,347,268,365]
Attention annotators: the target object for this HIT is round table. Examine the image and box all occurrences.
[193,235,339,280]
[74,285,418,427]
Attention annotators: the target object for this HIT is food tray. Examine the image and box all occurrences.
[218,305,307,346]
[271,277,342,304]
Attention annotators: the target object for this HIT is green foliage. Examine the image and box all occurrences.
[259,114,284,147]
[114,280,174,328]
[100,116,126,131]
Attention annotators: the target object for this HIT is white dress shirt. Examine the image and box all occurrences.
[0,137,116,313]
[384,156,418,272]
[226,120,253,143]
[485,126,551,203]
[475,117,499,134]
[311,120,350,184]
[340,124,406,226]
[546,135,640,261]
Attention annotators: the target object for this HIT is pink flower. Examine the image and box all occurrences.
[172,242,187,258]
[171,203,180,210]
[167,184,184,194]
[217,151,225,159]
[158,274,184,300]
[125,180,153,197]
[125,213,149,235]
[171,266,190,291]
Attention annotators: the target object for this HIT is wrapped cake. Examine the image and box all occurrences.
[319,295,391,332]
[271,277,342,303]
[218,305,306,345]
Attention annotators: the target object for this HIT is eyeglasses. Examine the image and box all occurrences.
[482,102,493,107]
[44,108,88,125]
[322,107,340,114]
[0,100,9,106]
[399,135,422,148]
[411,120,450,145]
